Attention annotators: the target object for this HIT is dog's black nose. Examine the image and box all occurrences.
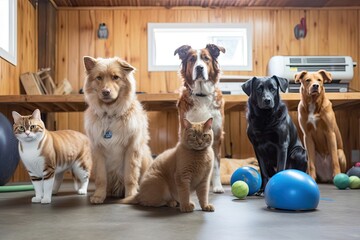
[102,89,111,96]
[196,65,204,72]
[313,84,319,89]
[264,98,271,105]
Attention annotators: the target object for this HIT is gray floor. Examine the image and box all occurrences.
[0,182,359,240]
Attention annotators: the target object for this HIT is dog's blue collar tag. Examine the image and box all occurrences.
[104,130,112,139]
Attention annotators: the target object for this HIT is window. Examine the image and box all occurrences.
[148,23,252,71]
[0,0,17,65]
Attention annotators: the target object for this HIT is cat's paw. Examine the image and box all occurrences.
[77,189,87,195]
[180,202,195,213]
[167,200,178,208]
[90,195,105,204]
[41,197,51,204]
[202,204,215,212]
[212,186,225,193]
[31,197,42,203]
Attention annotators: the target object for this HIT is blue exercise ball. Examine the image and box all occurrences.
[0,113,20,185]
[265,169,320,211]
[230,166,262,195]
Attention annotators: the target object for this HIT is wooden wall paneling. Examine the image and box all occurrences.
[166,9,182,93]
[336,111,351,168]
[148,112,165,155]
[357,9,360,91]
[223,112,231,157]
[67,11,81,131]
[289,9,302,55]
[113,10,130,61]
[327,10,341,55]
[142,9,166,94]
[128,10,141,91]
[253,10,264,75]
[240,111,254,158]
[0,60,9,95]
[276,10,292,55]
[166,111,179,149]
[56,11,69,130]
[79,10,96,133]
[79,10,96,63]
[317,10,330,55]
[0,60,2,94]
[38,0,56,80]
[345,10,359,91]
[261,10,276,76]
[302,10,319,55]
[95,10,114,58]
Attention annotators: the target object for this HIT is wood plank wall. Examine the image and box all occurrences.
[0,0,38,182]
[54,7,360,164]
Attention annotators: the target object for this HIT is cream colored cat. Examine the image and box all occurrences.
[12,109,92,204]
[121,118,215,213]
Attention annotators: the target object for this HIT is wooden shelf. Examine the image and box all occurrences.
[0,92,359,113]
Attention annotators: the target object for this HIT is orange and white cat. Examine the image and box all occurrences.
[12,109,92,204]
[121,118,215,213]
[83,56,152,204]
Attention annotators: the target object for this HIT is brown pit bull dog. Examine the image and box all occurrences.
[295,70,347,182]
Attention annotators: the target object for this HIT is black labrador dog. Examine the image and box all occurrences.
[242,76,307,192]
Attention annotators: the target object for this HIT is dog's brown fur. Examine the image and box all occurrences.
[175,44,226,193]
[83,56,152,204]
[295,70,346,182]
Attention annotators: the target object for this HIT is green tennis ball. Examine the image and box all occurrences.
[231,180,249,199]
[333,173,350,189]
[349,176,360,189]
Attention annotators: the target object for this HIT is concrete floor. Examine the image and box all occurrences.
[0,182,359,240]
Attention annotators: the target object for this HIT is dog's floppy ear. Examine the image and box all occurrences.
[117,58,136,73]
[242,77,256,96]
[174,45,192,61]
[272,75,288,93]
[83,56,97,72]
[206,44,226,59]
[294,71,308,83]
[318,69,332,83]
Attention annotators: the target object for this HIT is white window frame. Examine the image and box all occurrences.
[148,23,252,72]
[0,0,17,65]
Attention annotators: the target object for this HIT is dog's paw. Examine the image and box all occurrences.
[180,202,195,213]
[202,204,215,212]
[212,186,225,193]
[90,195,106,204]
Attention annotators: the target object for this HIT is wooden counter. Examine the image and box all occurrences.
[0,92,360,113]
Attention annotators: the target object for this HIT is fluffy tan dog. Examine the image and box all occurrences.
[83,56,152,204]
[295,70,346,182]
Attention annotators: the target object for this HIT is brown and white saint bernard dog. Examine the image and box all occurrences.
[174,44,226,193]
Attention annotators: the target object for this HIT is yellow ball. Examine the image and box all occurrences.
[231,180,249,199]
[349,176,360,189]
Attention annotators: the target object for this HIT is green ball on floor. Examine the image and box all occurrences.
[349,176,360,189]
[333,173,350,189]
[231,180,249,199]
